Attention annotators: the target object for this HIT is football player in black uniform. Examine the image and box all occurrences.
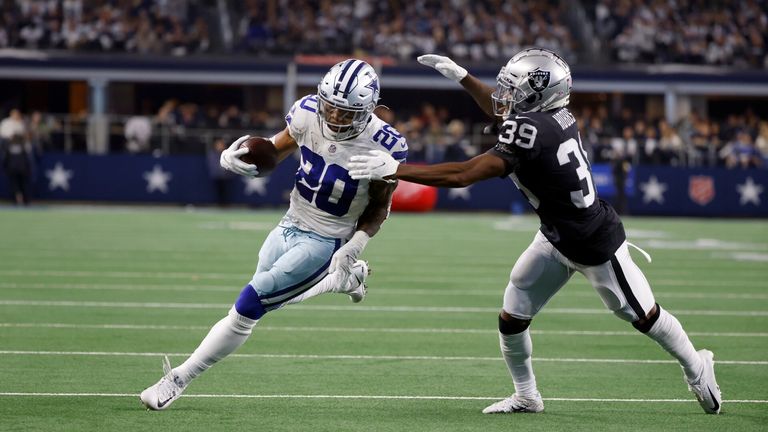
[348,48,722,415]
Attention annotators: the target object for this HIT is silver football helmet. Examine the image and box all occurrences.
[317,59,380,141]
[492,48,572,117]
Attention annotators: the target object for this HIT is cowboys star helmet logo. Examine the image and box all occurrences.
[528,70,550,92]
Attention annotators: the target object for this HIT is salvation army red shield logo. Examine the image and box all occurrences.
[689,175,715,206]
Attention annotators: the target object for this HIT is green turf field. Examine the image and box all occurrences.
[0,207,766,431]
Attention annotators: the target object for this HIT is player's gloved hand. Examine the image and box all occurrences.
[349,150,399,182]
[329,231,370,280]
[417,54,468,83]
[220,135,259,177]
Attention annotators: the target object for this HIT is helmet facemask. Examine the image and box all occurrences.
[317,95,372,141]
[491,79,515,118]
[492,76,549,117]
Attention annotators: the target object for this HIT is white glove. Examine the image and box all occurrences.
[329,231,370,279]
[417,54,468,82]
[220,135,259,177]
[349,150,399,182]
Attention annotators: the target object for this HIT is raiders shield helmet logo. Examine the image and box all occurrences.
[528,69,550,92]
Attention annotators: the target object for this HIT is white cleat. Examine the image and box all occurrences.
[482,392,544,414]
[346,260,370,303]
[687,349,722,414]
[140,356,187,411]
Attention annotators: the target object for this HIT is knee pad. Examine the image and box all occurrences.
[234,284,267,320]
[632,303,661,333]
[498,314,532,335]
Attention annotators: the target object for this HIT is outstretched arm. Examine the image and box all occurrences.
[395,153,507,187]
[350,151,508,188]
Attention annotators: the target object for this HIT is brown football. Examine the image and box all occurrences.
[238,136,278,176]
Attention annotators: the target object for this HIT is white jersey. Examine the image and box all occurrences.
[282,94,408,239]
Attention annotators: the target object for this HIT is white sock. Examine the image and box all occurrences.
[284,271,348,305]
[644,307,703,381]
[499,329,538,397]
[173,307,258,384]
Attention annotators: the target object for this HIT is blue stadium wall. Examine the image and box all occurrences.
[0,154,765,217]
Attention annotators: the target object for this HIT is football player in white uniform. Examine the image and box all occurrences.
[140,59,408,410]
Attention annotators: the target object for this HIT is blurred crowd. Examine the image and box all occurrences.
[237,0,575,63]
[595,0,768,67]
[577,107,767,170]
[2,0,766,68]
[133,99,285,153]
[0,0,210,55]
[2,104,766,171]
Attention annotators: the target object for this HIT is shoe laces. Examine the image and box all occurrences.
[158,355,183,400]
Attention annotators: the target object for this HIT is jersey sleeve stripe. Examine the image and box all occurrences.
[391,150,408,162]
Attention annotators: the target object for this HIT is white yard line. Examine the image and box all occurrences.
[0,282,234,292]
[1,268,766,283]
[3,281,768,299]
[1,322,766,338]
[0,269,240,280]
[0,350,765,365]
[0,392,765,404]
[1,300,766,317]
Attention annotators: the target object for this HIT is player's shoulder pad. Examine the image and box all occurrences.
[285,94,318,135]
[368,117,408,162]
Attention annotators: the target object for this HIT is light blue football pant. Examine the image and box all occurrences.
[246,223,341,313]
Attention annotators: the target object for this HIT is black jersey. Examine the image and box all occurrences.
[488,108,625,265]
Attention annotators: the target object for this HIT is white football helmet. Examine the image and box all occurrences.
[317,59,380,141]
[492,48,572,117]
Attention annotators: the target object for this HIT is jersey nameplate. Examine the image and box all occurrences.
[552,109,576,130]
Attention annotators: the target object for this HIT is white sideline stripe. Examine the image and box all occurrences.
[3,281,768,300]
[0,392,766,404]
[0,350,765,365]
[1,300,767,317]
[2,322,767,338]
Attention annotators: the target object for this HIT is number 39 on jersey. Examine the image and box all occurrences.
[498,118,538,149]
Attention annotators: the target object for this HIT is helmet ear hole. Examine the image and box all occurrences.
[525,94,538,104]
